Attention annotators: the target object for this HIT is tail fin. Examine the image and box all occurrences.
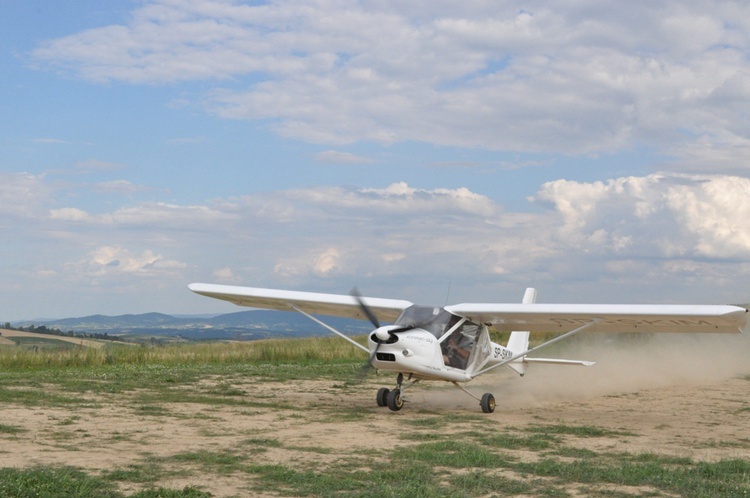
[506,288,535,376]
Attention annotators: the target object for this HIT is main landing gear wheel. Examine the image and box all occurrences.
[480,393,495,413]
[386,388,404,411]
[376,387,390,407]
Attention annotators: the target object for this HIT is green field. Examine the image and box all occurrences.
[0,337,748,497]
[5,335,83,350]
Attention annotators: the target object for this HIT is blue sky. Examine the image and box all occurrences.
[3,0,750,320]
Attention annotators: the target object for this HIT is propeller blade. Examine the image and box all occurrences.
[358,342,380,380]
[351,287,381,329]
[350,287,384,380]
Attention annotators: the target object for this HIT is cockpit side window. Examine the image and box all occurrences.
[440,320,480,370]
[394,306,460,339]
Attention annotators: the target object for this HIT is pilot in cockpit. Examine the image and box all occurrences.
[442,329,471,369]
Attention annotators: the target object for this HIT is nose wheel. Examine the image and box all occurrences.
[376,387,389,407]
[375,373,414,411]
[386,389,403,411]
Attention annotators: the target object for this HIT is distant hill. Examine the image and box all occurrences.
[11,310,374,341]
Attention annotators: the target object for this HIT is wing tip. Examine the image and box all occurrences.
[188,282,209,293]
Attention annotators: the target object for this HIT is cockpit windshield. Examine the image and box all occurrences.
[394,305,461,339]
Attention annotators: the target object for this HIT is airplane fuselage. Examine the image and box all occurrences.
[368,306,515,383]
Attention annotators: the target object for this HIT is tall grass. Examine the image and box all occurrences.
[0,330,648,370]
[0,336,367,370]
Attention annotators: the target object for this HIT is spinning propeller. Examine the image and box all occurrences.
[351,288,418,378]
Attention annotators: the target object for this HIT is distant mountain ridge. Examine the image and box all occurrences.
[11,311,373,341]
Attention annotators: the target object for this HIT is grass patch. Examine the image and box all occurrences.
[0,385,83,407]
[403,412,484,428]
[449,471,534,496]
[130,486,211,498]
[551,446,599,459]
[0,466,120,497]
[526,424,636,438]
[517,456,750,496]
[56,416,80,426]
[394,440,512,469]
[167,449,248,474]
[242,437,283,448]
[132,404,171,416]
[104,461,172,484]
[248,462,442,497]
[130,487,210,498]
[133,389,296,411]
[0,423,27,435]
[0,466,207,497]
[481,431,556,450]
[202,382,246,396]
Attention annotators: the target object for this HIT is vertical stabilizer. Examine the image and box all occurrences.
[521,287,537,305]
[506,287,535,376]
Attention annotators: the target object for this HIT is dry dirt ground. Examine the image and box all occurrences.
[0,334,749,496]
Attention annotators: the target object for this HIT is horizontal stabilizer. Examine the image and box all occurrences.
[524,358,596,367]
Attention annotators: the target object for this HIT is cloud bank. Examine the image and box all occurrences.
[31,0,750,166]
[3,170,750,318]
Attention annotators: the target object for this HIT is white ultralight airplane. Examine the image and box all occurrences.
[188,283,748,413]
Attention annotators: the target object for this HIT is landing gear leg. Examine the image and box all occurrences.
[452,382,496,413]
[386,373,405,411]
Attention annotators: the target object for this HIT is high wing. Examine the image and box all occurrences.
[188,283,412,323]
[189,283,748,333]
[444,303,748,334]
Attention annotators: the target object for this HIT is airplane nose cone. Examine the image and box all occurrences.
[375,326,392,342]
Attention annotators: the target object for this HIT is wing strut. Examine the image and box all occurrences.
[290,304,370,353]
[474,320,600,377]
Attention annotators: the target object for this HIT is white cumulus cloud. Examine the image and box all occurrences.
[74,245,187,279]
[533,173,750,259]
[28,0,750,166]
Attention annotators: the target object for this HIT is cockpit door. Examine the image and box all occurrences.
[465,325,492,375]
[440,319,483,371]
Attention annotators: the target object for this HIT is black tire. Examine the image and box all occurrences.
[376,387,390,407]
[480,393,495,413]
[386,388,404,411]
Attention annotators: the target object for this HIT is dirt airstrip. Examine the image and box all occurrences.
[0,333,749,496]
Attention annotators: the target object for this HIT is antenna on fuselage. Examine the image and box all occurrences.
[444,280,452,306]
